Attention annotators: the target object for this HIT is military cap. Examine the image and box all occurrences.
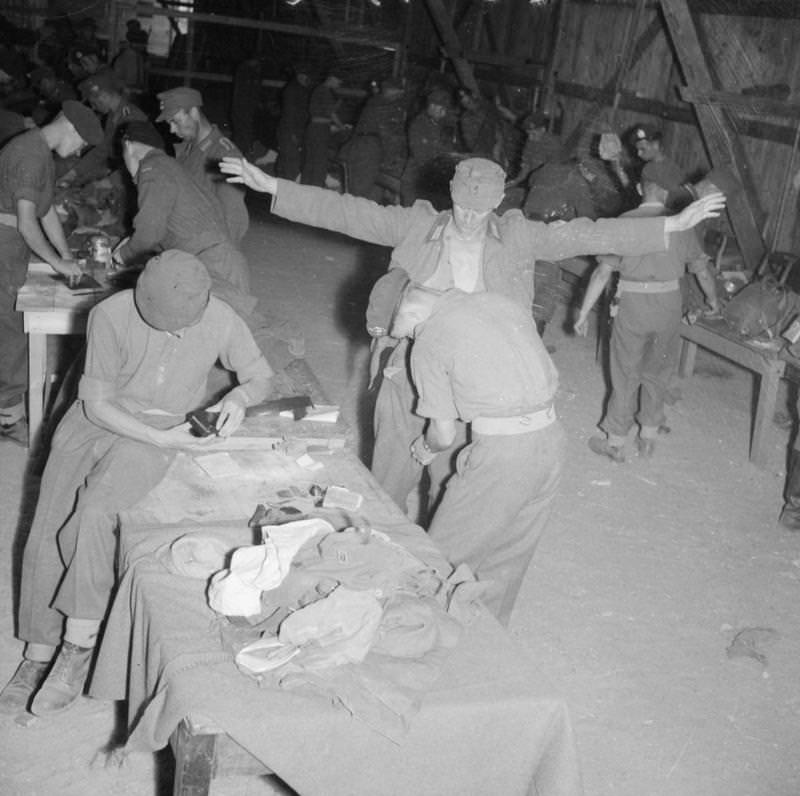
[135,250,211,332]
[523,110,550,129]
[121,120,165,150]
[630,123,662,143]
[450,157,506,212]
[78,68,123,99]
[61,100,103,146]
[156,87,203,122]
[366,268,411,337]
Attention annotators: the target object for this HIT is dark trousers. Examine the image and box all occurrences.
[0,225,30,406]
[301,122,330,187]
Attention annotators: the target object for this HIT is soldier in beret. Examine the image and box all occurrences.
[156,86,249,246]
[0,251,272,715]
[0,100,102,444]
[222,154,725,530]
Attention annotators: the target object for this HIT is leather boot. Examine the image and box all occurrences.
[30,641,93,716]
[0,660,50,714]
[779,450,800,530]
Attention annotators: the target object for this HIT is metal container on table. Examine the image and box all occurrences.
[89,234,114,272]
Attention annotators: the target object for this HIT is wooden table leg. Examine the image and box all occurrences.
[750,360,786,467]
[26,331,47,450]
[679,338,698,378]
[172,718,217,796]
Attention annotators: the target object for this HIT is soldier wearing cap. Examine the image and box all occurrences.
[221,154,725,522]
[0,100,102,443]
[574,177,721,462]
[401,87,460,206]
[0,250,273,716]
[59,67,147,188]
[156,86,249,246]
[340,76,407,199]
[276,63,312,181]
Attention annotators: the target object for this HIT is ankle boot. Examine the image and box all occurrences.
[779,451,800,530]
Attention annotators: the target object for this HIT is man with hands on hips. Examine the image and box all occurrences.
[0,251,272,718]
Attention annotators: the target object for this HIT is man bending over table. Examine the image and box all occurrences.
[0,100,103,444]
[0,251,273,716]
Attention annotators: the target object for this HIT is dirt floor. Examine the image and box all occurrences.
[1,200,799,795]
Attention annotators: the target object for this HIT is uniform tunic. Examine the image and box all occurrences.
[271,180,671,508]
[18,291,271,648]
[412,291,565,625]
[603,203,708,443]
[276,77,310,181]
[175,125,249,246]
[117,149,255,319]
[71,98,147,184]
[301,84,340,187]
[0,129,54,404]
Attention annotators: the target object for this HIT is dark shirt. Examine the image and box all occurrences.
[0,128,54,217]
[407,112,455,164]
[308,84,339,122]
[278,78,310,136]
[412,291,558,422]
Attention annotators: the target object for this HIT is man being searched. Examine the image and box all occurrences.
[156,86,249,246]
[574,178,721,461]
[391,284,564,625]
[0,100,102,444]
[0,251,273,716]
[220,154,726,518]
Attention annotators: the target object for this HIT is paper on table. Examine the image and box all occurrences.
[304,405,340,423]
[193,452,245,479]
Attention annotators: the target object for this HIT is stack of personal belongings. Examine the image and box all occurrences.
[203,515,471,740]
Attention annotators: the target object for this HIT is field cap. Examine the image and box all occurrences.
[630,123,662,142]
[156,86,203,122]
[121,120,165,150]
[78,68,123,98]
[450,157,506,211]
[135,250,211,332]
[61,100,103,146]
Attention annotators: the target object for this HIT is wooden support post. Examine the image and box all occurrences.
[659,0,766,271]
[421,0,481,96]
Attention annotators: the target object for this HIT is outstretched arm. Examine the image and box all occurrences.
[220,157,277,194]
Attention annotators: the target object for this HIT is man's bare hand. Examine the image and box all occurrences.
[51,258,83,280]
[152,423,226,451]
[219,157,277,194]
[208,392,246,438]
[574,311,590,337]
[666,192,726,232]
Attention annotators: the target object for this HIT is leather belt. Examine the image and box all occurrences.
[472,405,556,435]
[618,279,679,294]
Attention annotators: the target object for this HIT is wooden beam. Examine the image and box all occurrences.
[421,0,481,95]
[562,14,662,152]
[145,7,400,51]
[659,0,766,270]
[679,87,800,121]
[570,0,800,15]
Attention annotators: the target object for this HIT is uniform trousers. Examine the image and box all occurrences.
[372,340,463,519]
[301,122,331,188]
[276,128,303,182]
[343,135,382,199]
[18,403,174,649]
[603,290,681,443]
[0,225,30,406]
[428,420,566,626]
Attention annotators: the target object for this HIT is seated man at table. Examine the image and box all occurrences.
[0,251,273,716]
[0,100,102,443]
[573,178,721,462]
[390,283,565,626]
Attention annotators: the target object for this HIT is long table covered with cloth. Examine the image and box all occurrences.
[89,438,583,796]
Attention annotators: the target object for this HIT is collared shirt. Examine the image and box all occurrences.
[0,129,54,217]
[423,220,486,293]
[78,291,269,422]
[412,291,558,422]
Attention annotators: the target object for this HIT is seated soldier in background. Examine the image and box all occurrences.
[0,101,102,444]
[156,86,249,246]
[0,252,273,716]
[392,285,565,626]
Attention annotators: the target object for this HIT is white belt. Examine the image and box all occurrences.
[618,279,679,294]
[0,212,18,227]
[472,405,556,435]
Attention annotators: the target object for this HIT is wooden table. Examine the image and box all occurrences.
[90,446,582,796]
[14,261,109,448]
[678,317,786,467]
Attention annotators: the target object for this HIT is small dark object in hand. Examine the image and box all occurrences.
[186,409,219,437]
